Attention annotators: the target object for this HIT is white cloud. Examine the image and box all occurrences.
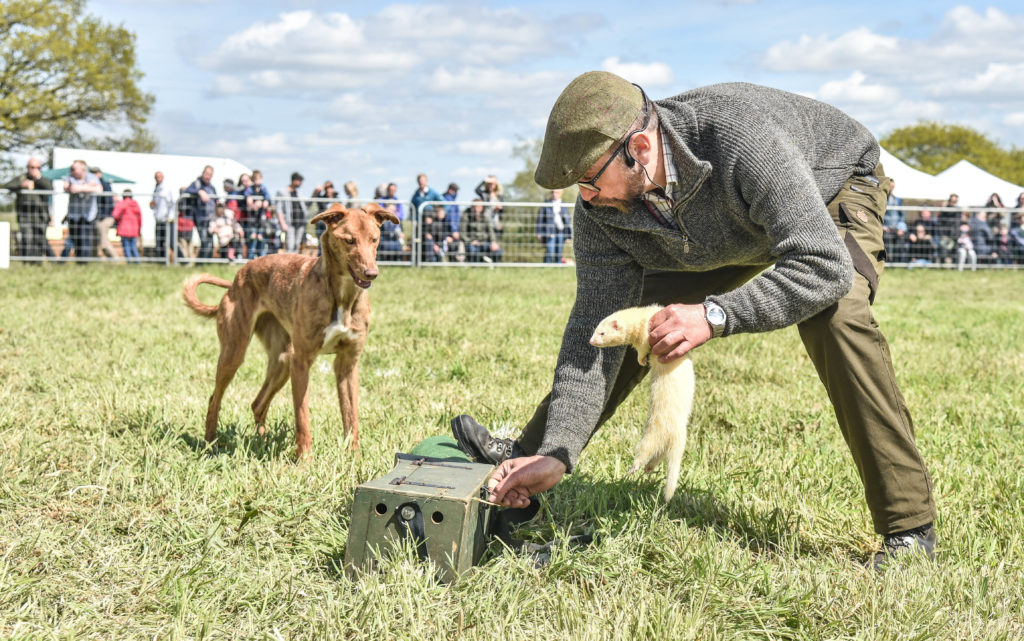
[805,74,944,138]
[759,5,1024,145]
[1005,113,1024,128]
[209,132,292,159]
[938,5,1021,38]
[601,58,674,87]
[200,5,567,96]
[205,11,414,72]
[429,66,564,94]
[455,139,513,155]
[761,28,899,73]
[372,4,564,65]
[450,165,515,181]
[932,62,1024,99]
[816,72,893,104]
[761,7,1024,76]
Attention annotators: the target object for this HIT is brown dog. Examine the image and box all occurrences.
[181,203,399,457]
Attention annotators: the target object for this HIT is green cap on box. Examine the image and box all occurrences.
[534,71,644,190]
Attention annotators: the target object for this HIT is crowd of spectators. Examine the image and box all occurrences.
[883,183,1024,270]
[6,157,1023,270]
[3,161,555,264]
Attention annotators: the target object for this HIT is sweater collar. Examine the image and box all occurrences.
[653,99,712,208]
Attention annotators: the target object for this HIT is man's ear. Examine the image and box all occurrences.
[628,131,655,166]
[310,203,347,227]
[363,202,400,226]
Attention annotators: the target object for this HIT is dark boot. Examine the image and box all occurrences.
[870,523,936,570]
[451,414,522,464]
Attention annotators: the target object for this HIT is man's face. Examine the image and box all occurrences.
[26,160,42,178]
[202,167,214,183]
[154,171,164,184]
[292,178,302,188]
[418,175,427,189]
[70,162,85,179]
[387,185,396,197]
[577,147,646,213]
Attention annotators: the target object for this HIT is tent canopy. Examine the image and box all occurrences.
[934,160,1024,208]
[878,148,949,201]
[41,166,135,184]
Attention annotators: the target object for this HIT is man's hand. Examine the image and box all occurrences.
[647,303,712,363]
[198,191,210,203]
[486,455,566,508]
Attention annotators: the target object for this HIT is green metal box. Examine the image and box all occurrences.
[345,453,496,582]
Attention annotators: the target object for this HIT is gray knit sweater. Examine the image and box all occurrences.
[539,82,880,471]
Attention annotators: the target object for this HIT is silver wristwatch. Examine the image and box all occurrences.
[703,301,726,339]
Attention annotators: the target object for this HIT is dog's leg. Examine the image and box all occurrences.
[205,308,252,445]
[290,354,315,458]
[251,315,292,433]
[206,343,247,445]
[333,342,364,450]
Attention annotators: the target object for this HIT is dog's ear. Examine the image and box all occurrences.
[362,202,401,226]
[310,203,348,227]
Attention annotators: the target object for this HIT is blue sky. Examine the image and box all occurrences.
[88,0,1024,198]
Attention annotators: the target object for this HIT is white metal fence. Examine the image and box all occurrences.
[5,187,1024,269]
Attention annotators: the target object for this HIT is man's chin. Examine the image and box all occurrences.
[592,198,632,213]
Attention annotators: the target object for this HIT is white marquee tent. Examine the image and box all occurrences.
[50,147,251,245]
[934,160,1024,208]
[877,148,949,202]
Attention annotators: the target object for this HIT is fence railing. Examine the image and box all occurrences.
[3,187,1024,269]
[880,205,1024,268]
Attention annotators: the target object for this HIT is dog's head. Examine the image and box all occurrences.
[311,203,401,289]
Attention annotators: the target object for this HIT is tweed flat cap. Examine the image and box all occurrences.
[535,71,644,190]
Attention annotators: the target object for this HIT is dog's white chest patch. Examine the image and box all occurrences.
[321,307,360,352]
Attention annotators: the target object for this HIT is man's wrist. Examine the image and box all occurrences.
[703,301,727,339]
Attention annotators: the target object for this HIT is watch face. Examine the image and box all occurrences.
[707,305,726,325]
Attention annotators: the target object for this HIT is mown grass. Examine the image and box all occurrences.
[0,263,1022,640]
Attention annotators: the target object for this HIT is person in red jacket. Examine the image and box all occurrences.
[113,189,142,263]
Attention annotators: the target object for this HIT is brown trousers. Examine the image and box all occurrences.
[519,165,936,535]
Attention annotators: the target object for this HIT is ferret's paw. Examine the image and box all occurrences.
[638,354,648,366]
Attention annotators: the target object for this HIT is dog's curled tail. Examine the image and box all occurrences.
[182,274,231,318]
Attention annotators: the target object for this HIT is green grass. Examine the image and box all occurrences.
[1,263,1023,640]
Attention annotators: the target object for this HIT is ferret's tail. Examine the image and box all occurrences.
[182,274,231,318]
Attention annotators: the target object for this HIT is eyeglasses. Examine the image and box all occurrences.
[576,145,624,194]
[576,84,650,194]
[27,164,41,169]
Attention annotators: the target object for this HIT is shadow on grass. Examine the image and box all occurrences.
[180,420,293,461]
[548,474,811,558]
[319,549,348,581]
[313,468,812,584]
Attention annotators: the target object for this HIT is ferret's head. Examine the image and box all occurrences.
[590,315,628,347]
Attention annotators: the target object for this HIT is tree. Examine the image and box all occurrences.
[505,137,579,204]
[880,122,1024,186]
[0,0,157,157]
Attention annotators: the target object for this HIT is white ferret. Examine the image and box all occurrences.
[589,304,695,501]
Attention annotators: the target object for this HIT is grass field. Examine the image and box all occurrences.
[1,263,1023,640]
